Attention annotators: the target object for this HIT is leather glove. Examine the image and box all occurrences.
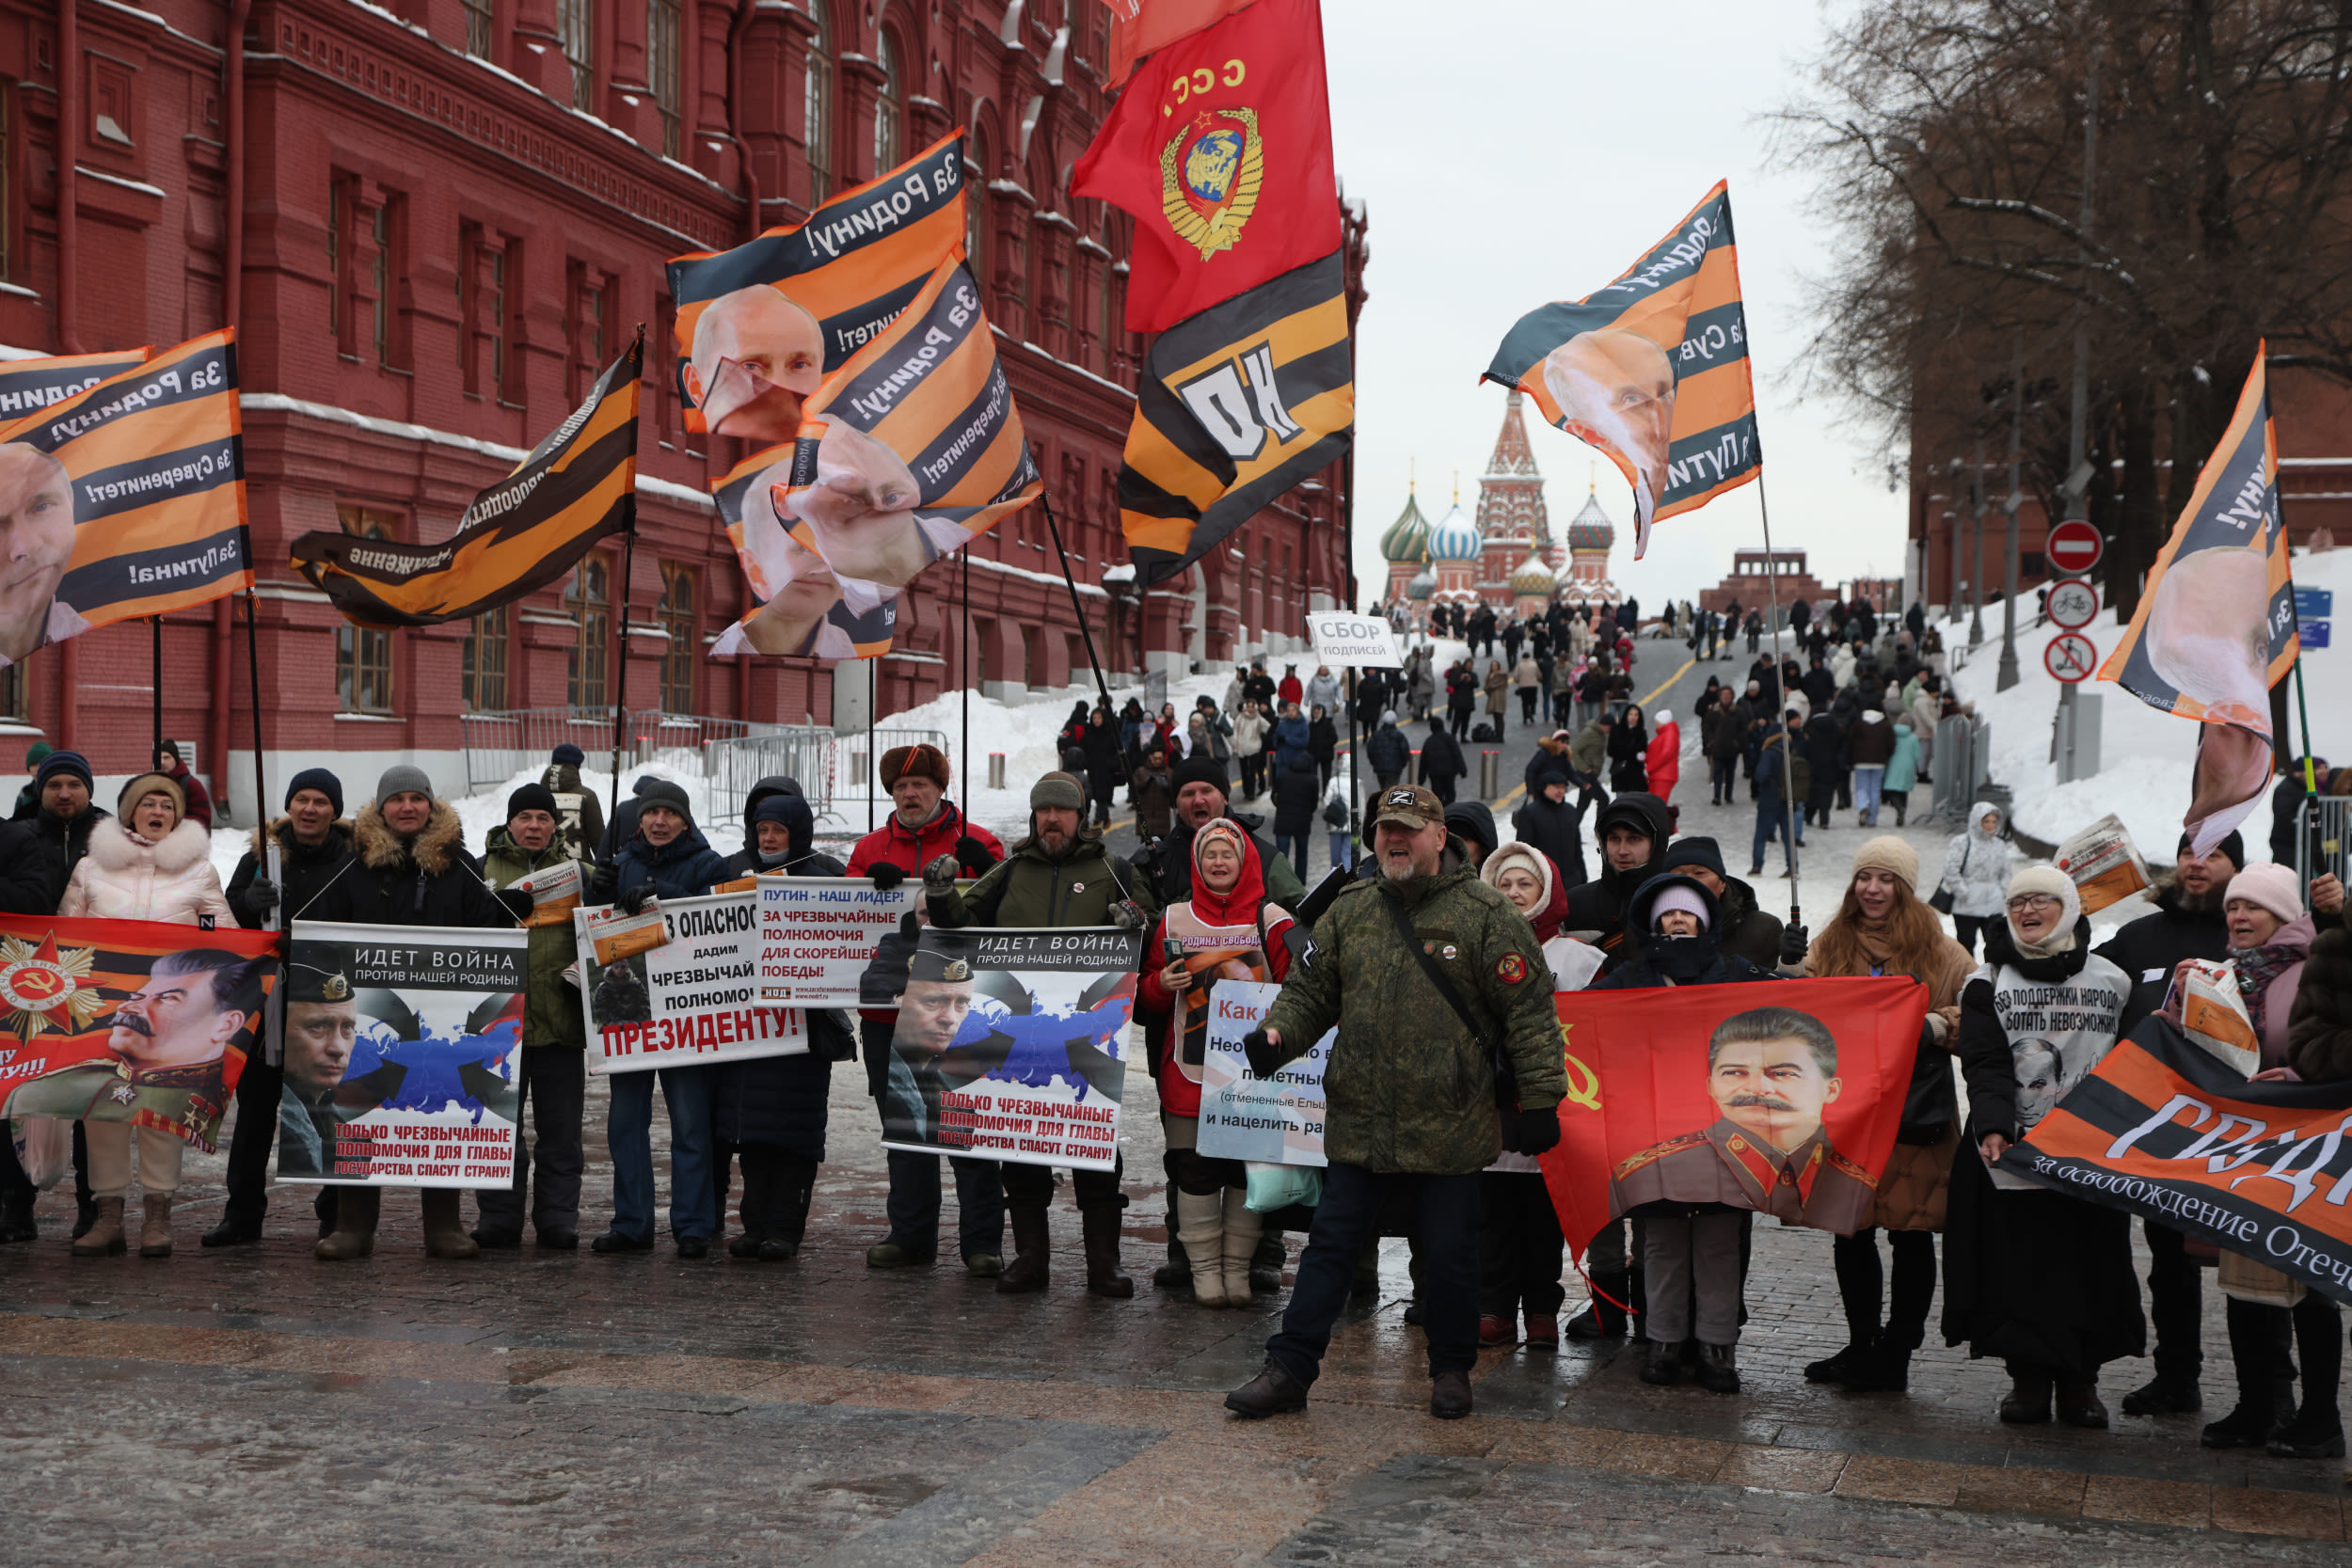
[589,860,619,903]
[922,853,961,893]
[243,877,279,913]
[495,887,535,923]
[1509,1105,1562,1156]
[1778,922,1809,966]
[1109,899,1145,931]
[867,862,906,892]
[1242,1028,1286,1080]
[954,835,996,872]
[615,884,654,917]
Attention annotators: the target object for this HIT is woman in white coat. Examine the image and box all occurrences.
[1937,800,2023,957]
[59,773,234,1258]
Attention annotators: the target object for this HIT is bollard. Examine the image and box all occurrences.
[1479,751,1499,800]
[988,752,1006,790]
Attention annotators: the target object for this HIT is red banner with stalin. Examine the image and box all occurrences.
[1539,977,1929,1255]
[2001,1019,2352,1307]
[0,914,278,1154]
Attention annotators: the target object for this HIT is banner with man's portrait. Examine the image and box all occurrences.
[571,890,811,1075]
[1540,977,1929,1254]
[711,255,1041,659]
[666,131,968,438]
[276,921,529,1188]
[0,914,278,1154]
[0,330,249,670]
[1483,182,1758,560]
[868,927,1140,1171]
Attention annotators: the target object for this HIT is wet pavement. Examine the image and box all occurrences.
[7,653,2346,1563]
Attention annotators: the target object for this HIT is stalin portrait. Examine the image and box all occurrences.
[3,949,265,1145]
[1609,1005,1877,1234]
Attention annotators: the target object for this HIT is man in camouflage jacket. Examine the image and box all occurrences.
[1225,784,1567,1421]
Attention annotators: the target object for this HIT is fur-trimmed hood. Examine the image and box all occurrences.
[87,816,212,875]
[354,798,466,876]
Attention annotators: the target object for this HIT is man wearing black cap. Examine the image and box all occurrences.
[1660,836,1785,971]
[926,771,1155,1298]
[0,749,103,914]
[2093,829,2241,1417]
[202,768,356,1246]
[1565,791,1674,963]
[474,783,588,1250]
[540,743,607,862]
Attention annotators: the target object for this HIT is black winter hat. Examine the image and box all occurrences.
[1661,836,1728,880]
[507,783,560,822]
[637,779,694,824]
[285,767,345,817]
[1443,800,1497,861]
[1170,755,1230,799]
[2178,828,2246,869]
[551,743,585,766]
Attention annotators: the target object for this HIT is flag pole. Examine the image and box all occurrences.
[1756,475,1802,924]
[2288,562,2320,889]
[961,546,972,813]
[151,616,163,764]
[607,499,639,856]
[1040,492,1130,776]
[243,591,265,828]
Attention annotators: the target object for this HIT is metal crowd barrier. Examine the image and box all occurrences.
[2296,794,2351,900]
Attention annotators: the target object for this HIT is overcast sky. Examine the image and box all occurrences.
[1323,0,1905,611]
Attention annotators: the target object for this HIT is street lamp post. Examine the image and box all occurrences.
[1996,341,2024,691]
[1969,438,1987,647]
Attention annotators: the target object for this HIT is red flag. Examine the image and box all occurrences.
[1539,978,1930,1256]
[1104,0,1258,87]
[1074,0,1339,334]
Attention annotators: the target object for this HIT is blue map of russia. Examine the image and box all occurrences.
[347,1022,520,1123]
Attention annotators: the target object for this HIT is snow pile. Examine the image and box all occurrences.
[1948,546,2351,869]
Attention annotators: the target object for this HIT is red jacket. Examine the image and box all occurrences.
[166,760,215,830]
[844,800,1004,879]
[1645,721,1680,800]
[1278,675,1302,705]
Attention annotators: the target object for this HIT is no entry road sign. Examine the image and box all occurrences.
[2045,631,2099,683]
[2046,519,2103,577]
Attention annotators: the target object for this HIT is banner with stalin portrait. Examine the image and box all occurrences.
[1540,977,1929,1255]
[277,922,527,1188]
[872,927,1141,1171]
[572,891,810,1074]
[0,914,278,1154]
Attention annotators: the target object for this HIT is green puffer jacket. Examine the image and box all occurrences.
[1263,843,1565,1174]
[483,828,587,1049]
[929,831,1160,930]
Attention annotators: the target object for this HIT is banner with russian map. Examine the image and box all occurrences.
[0,914,278,1154]
[277,921,527,1187]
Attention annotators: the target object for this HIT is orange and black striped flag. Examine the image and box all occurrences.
[290,338,642,627]
[667,132,968,438]
[0,331,248,670]
[1484,182,1759,559]
[714,255,1040,659]
[0,347,151,420]
[1117,247,1353,589]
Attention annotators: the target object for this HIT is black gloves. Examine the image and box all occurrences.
[589,860,619,903]
[615,884,654,917]
[1243,1028,1286,1080]
[867,862,906,892]
[243,877,279,913]
[495,887,535,923]
[954,835,996,872]
[1509,1105,1562,1156]
[1779,923,1809,966]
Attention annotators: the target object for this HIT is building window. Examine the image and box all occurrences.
[557,0,595,111]
[458,226,509,398]
[334,506,397,714]
[462,606,509,711]
[658,562,696,712]
[326,180,342,339]
[567,264,609,403]
[804,2,832,203]
[371,204,391,364]
[647,0,682,158]
[566,556,611,708]
[0,662,23,721]
[0,86,12,282]
[873,30,903,176]
[463,0,494,59]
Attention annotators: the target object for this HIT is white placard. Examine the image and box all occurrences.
[755,877,923,1006]
[1196,979,1330,1166]
[1307,611,1405,670]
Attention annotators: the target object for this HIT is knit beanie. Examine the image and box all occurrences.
[35,749,92,794]
[551,742,585,767]
[637,779,694,824]
[285,768,345,817]
[1648,884,1713,931]
[1661,836,1727,880]
[506,783,559,822]
[1851,834,1921,891]
[1030,771,1087,813]
[2224,863,2304,928]
[1169,755,1230,800]
[24,740,50,768]
[375,764,434,802]
[2179,828,2247,871]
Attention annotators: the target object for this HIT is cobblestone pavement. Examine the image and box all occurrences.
[8,652,2346,1563]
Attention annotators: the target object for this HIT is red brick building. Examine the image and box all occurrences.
[0,0,1359,817]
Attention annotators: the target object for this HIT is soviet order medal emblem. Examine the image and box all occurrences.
[1159,106,1263,260]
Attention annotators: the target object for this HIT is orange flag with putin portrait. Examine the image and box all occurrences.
[1485,182,1760,560]
[1539,978,1928,1255]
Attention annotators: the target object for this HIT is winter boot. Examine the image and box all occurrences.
[0,1186,37,1243]
[1151,1200,1192,1290]
[1805,1333,1877,1386]
[315,1185,380,1260]
[2267,1404,2348,1459]
[138,1193,174,1259]
[1839,1332,1917,1394]
[1350,1239,1381,1298]
[421,1190,480,1259]
[1998,1368,2055,1425]
[2057,1382,2109,1429]
[72,1196,125,1258]
[1695,1342,1740,1395]
[2120,1373,2201,1416]
[1566,1271,1630,1339]
[1081,1203,1135,1298]
[1219,1187,1263,1307]
[2204,1300,2289,1448]
[996,1204,1051,1294]
[1174,1188,1227,1307]
[1249,1227,1286,1293]
[1639,1337,1680,1386]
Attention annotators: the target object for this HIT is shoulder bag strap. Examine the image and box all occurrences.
[1381,889,1492,1045]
